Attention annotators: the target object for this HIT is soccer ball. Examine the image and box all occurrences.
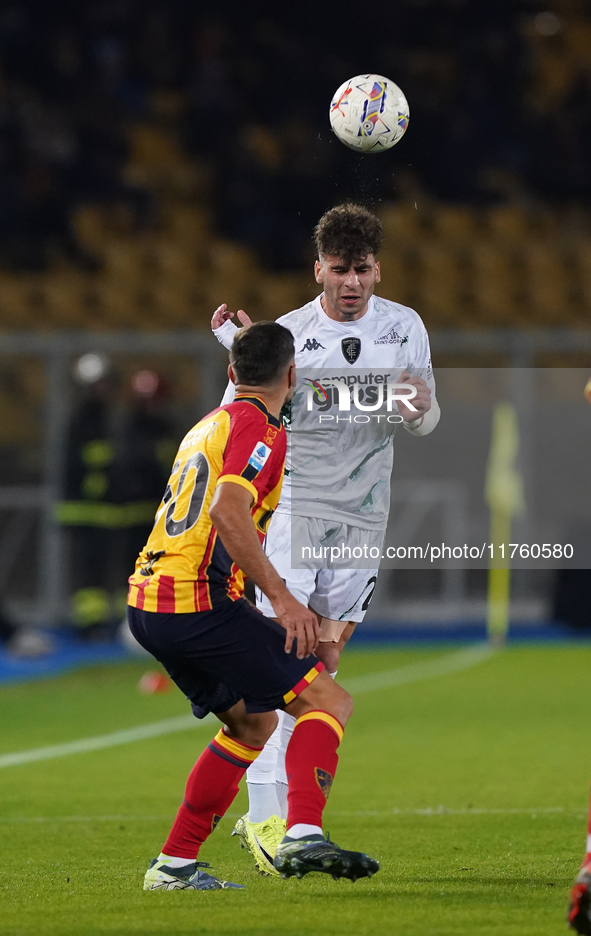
[329,74,409,153]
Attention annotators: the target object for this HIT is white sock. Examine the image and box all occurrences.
[247,782,282,823]
[158,852,194,868]
[246,713,284,784]
[287,823,323,839]
[276,712,296,783]
[246,710,295,822]
[276,781,288,820]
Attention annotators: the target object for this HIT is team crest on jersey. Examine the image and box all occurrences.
[263,425,279,446]
[299,338,326,352]
[248,442,272,471]
[374,327,409,346]
[341,337,361,363]
[315,767,334,800]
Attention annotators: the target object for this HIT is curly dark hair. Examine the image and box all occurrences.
[314,203,383,264]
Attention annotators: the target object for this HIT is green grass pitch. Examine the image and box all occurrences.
[1,644,590,936]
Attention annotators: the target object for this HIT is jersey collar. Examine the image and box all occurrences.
[314,293,375,329]
[234,394,282,429]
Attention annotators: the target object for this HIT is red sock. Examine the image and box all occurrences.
[285,711,344,830]
[162,729,262,859]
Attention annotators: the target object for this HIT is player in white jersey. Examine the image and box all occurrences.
[212,204,440,874]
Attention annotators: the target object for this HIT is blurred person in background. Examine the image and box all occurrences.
[55,353,119,639]
[56,357,177,640]
[0,598,52,657]
[114,369,177,628]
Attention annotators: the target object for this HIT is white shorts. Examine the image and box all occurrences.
[255,512,382,624]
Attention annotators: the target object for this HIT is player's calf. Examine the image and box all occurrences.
[276,680,378,882]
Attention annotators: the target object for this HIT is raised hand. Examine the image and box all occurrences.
[211,304,253,330]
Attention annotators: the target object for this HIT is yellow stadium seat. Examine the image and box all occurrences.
[380,203,422,246]
[39,272,88,327]
[431,206,477,245]
[415,244,464,325]
[521,243,572,325]
[484,206,531,244]
[72,205,109,255]
[469,244,520,325]
[375,250,410,308]
[253,273,314,319]
[0,275,40,329]
[167,205,210,243]
[125,125,186,189]
[102,238,146,284]
[572,240,591,320]
[150,240,199,286]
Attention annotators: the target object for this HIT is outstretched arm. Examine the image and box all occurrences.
[211,304,253,350]
[209,482,320,658]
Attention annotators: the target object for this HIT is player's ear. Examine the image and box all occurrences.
[228,364,236,385]
[375,260,381,283]
[314,259,323,284]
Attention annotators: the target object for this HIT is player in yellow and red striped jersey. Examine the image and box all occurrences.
[128,393,286,614]
[127,322,379,891]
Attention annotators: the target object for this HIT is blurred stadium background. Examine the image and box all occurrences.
[1,0,591,664]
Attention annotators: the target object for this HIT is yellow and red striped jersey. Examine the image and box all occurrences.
[127,395,286,613]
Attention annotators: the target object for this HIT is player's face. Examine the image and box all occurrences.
[315,254,381,321]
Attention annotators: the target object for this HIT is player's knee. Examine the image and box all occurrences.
[248,711,279,747]
[318,680,353,725]
[224,710,278,748]
[337,685,354,723]
[288,672,353,726]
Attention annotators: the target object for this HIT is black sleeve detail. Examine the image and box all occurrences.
[242,464,259,482]
[257,509,274,533]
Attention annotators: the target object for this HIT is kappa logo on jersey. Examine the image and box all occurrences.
[248,442,272,471]
[341,336,361,363]
[299,338,326,352]
[374,327,409,346]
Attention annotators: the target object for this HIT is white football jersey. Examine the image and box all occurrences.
[215,294,437,530]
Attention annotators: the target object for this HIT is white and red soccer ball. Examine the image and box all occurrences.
[329,73,409,153]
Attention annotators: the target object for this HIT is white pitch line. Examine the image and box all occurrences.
[329,806,573,817]
[342,643,497,695]
[0,806,582,824]
[0,643,495,771]
[0,714,214,769]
